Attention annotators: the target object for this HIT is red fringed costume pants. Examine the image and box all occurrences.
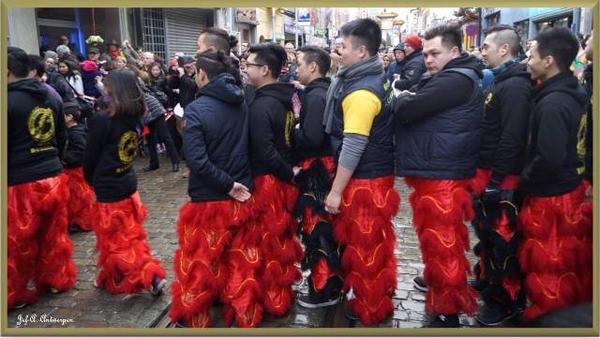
[91,191,165,294]
[7,175,77,309]
[518,181,592,321]
[62,167,95,231]
[405,177,478,316]
[253,175,302,317]
[471,168,524,310]
[297,157,342,301]
[334,175,399,325]
[170,198,261,328]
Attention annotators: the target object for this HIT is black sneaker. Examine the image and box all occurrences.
[68,224,82,234]
[476,303,518,326]
[428,314,460,328]
[150,276,167,296]
[344,304,360,321]
[413,276,429,292]
[172,319,188,328]
[297,294,339,308]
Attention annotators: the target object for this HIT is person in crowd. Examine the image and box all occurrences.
[518,27,592,322]
[169,50,258,328]
[245,42,303,318]
[291,45,342,310]
[138,71,180,173]
[393,24,483,327]
[323,18,399,325]
[58,59,84,97]
[58,35,83,61]
[7,46,75,309]
[28,54,63,104]
[279,42,298,83]
[114,56,128,70]
[141,52,156,73]
[471,24,532,326]
[393,35,427,91]
[80,50,104,98]
[381,53,391,73]
[83,69,167,297]
[148,62,169,100]
[60,102,94,233]
[46,55,76,103]
[582,31,593,189]
[386,43,406,82]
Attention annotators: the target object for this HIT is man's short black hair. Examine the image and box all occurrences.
[28,54,46,78]
[535,27,580,72]
[484,25,523,57]
[298,45,331,76]
[424,24,463,52]
[339,18,382,57]
[248,43,287,80]
[8,46,31,78]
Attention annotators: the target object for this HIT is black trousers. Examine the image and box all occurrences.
[147,116,180,168]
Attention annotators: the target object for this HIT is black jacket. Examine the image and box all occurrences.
[394,50,426,91]
[519,71,588,197]
[83,112,141,202]
[394,53,483,179]
[249,83,296,182]
[479,62,532,184]
[62,124,87,168]
[582,64,593,183]
[386,59,406,82]
[8,79,66,186]
[183,73,252,202]
[178,74,197,108]
[294,77,331,161]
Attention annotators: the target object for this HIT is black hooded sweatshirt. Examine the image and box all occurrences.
[249,82,296,182]
[8,79,66,186]
[479,63,533,184]
[294,77,331,161]
[62,123,87,168]
[519,71,588,197]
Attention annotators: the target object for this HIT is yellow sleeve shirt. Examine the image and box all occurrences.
[341,89,382,137]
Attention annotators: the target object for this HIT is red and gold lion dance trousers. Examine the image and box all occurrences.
[7,175,77,308]
[518,181,592,321]
[91,192,166,295]
[405,177,478,316]
[334,175,399,325]
[169,198,261,328]
[62,167,95,231]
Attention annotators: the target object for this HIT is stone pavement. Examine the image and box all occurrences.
[6,155,516,330]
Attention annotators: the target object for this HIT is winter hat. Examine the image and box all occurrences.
[404,35,422,50]
[44,50,58,61]
[80,60,98,72]
[393,43,405,51]
[88,47,100,54]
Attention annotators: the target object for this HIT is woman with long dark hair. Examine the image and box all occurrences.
[169,50,259,328]
[83,69,167,296]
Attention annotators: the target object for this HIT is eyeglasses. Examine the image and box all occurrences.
[245,62,265,68]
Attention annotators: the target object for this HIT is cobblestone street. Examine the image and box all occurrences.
[7,155,503,330]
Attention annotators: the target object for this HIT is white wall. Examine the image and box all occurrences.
[7,8,39,54]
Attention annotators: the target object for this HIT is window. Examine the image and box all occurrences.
[142,8,166,60]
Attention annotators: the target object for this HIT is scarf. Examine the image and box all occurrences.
[323,55,383,133]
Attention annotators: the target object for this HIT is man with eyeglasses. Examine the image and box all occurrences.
[244,42,302,318]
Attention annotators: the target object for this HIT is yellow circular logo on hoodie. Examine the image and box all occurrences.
[28,107,55,142]
[118,131,138,164]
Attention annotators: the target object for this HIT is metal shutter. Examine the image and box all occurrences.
[164,8,211,58]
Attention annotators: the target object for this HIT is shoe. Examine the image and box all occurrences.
[428,314,460,328]
[344,304,360,321]
[68,224,82,234]
[476,303,519,326]
[297,294,339,308]
[413,276,429,292]
[50,287,60,294]
[93,279,104,289]
[468,277,488,292]
[172,319,188,328]
[11,302,28,310]
[150,276,167,296]
[172,163,180,172]
[144,165,159,172]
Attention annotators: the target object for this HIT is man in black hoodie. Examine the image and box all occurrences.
[292,46,342,309]
[7,46,76,309]
[518,27,592,323]
[245,43,303,317]
[467,24,532,326]
[393,24,483,327]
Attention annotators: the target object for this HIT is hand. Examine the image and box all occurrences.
[324,191,342,215]
[292,166,302,177]
[481,183,502,206]
[228,182,251,202]
[393,73,401,80]
[177,67,185,76]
